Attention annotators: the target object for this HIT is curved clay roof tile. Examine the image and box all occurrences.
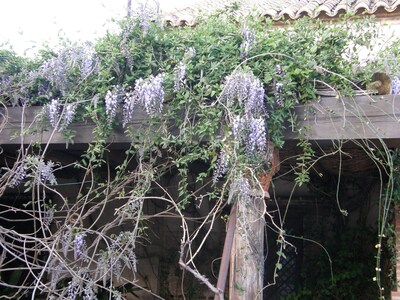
[162,0,400,25]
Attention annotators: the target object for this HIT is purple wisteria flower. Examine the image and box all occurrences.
[275,82,284,106]
[105,90,119,125]
[134,1,162,35]
[136,3,152,34]
[223,70,265,116]
[123,74,164,125]
[174,62,186,91]
[78,43,98,79]
[123,91,136,126]
[240,24,255,59]
[127,196,144,216]
[67,279,79,300]
[44,205,55,226]
[174,47,196,92]
[61,229,72,258]
[36,159,57,185]
[44,99,76,131]
[213,147,230,183]
[232,116,245,143]
[60,104,76,131]
[49,263,64,291]
[82,280,98,300]
[223,70,268,158]
[8,162,26,188]
[392,75,400,94]
[73,233,87,261]
[35,44,98,94]
[48,99,60,128]
[246,117,267,156]
[37,55,69,92]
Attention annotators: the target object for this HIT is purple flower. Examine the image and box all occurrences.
[123,74,164,125]
[275,82,284,106]
[46,99,76,131]
[134,1,162,35]
[37,159,57,185]
[232,116,245,143]
[37,56,69,92]
[67,279,79,300]
[8,162,26,188]
[127,196,143,216]
[79,43,98,79]
[174,62,186,91]
[240,24,255,59]
[245,77,265,117]
[246,117,267,157]
[213,147,230,182]
[48,99,60,128]
[73,233,87,260]
[61,229,72,258]
[60,104,76,131]
[123,91,136,126]
[50,263,63,291]
[105,90,119,125]
[392,75,400,94]
[82,280,97,300]
[44,205,55,226]
[35,44,98,94]
[223,70,265,117]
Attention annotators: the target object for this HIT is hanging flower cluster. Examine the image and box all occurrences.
[213,147,230,183]
[66,268,96,300]
[213,70,268,182]
[174,62,186,91]
[7,155,57,187]
[222,70,267,157]
[97,231,138,284]
[134,0,163,35]
[34,43,98,93]
[275,82,284,106]
[104,85,125,125]
[222,70,265,116]
[103,74,165,127]
[8,162,26,188]
[173,47,196,91]
[73,233,88,261]
[43,99,76,131]
[392,75,400,94]
[240,24,255,59]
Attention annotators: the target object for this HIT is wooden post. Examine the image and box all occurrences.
[229,148,279,300]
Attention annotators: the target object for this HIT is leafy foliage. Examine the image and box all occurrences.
[0,6,398,299]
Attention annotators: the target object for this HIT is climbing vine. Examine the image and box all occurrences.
[0,3,399,299]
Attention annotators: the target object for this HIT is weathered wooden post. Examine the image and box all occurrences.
[229,148,279,299]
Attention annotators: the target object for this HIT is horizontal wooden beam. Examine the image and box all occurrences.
[285,94,400,147]
[1,94,400,147]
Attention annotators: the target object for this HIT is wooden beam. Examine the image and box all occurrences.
[1,95,400,146]
[285,94,400,144]
[229,148,280,300]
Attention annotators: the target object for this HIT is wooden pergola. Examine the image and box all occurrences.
[1,94,400,299]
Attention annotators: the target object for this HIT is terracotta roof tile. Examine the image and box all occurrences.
[163,0,400,26]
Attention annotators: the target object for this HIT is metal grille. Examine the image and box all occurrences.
[264,217,303,300]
